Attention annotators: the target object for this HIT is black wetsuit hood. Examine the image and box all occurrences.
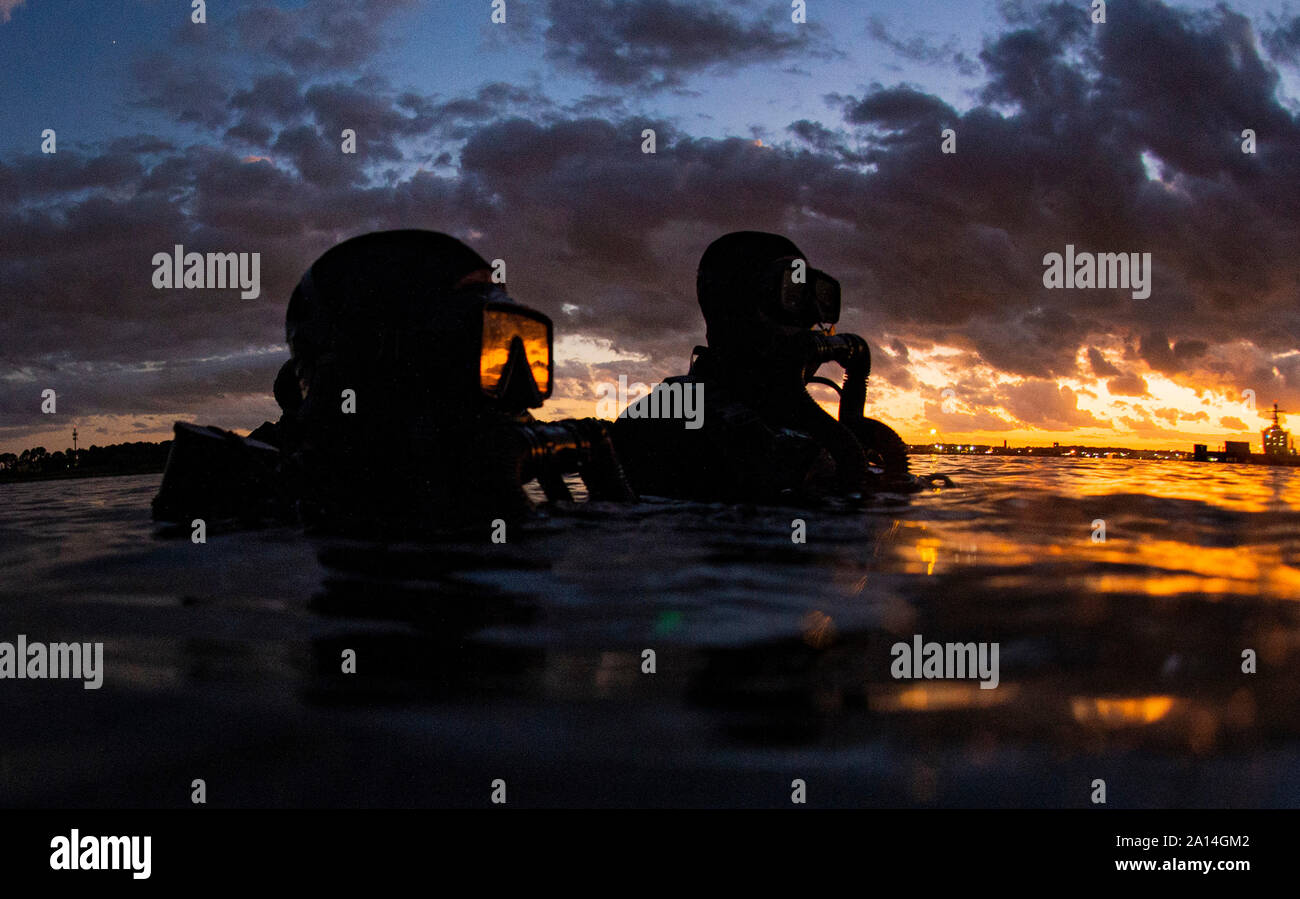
[697,231,807,356]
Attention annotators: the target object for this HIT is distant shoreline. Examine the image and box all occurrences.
[908,448,1300,467]
[3,447,1295,488]
[0,465,165,485]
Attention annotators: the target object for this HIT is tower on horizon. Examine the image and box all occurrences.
[1262,404,1294,457]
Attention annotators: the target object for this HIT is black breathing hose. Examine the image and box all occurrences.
[788,333,873,493]
[839,356,869,426]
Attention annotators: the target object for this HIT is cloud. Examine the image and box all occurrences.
[923,401,1017,433]
[818,0,1300,392]
[234,0,419,73]
[1087,346,1120,377]
[1106,372,1149,397]
[1262,14,1300,64]
[866,15,980,75]
[230,72,308,123]
[1139,333,1211,374]
[5,0,1300,451]
[130,53,234,130]
[0,0,24,24]
[541,0,832,92]
[998,380,1106,430]
[1219,416,1249,430]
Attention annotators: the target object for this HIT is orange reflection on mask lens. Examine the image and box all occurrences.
[480,307,551,396]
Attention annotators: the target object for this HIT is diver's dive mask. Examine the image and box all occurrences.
[426,282,552,409]
[479,300,553,404]
[769,256,840,328]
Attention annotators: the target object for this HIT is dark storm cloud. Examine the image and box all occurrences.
[305,80,555,147]
[0,140,483,431]
[1262,14,1300,63]
[541,0,831,92]
[798,0,1300,403]
[234,0,419,73]
[840,85,959,131]
[215,69,558,160]
[231,72,308,121]
[227,119,275,145]
[1086,346,1121,377]
[4,0,1300,446]
[1138,333,1211,374]
[869,340,916,391]
[1,353,286,419]
[305,81,421,147]
[272,125,368,187]
[786,119,861,161]
[106,136,177,156]
[129,53,233,129]
[0,151,144,202]
[447,114,897,361]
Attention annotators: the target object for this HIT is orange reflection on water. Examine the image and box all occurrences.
[900,531,1038,577]
[888,474,1300,600]
[916,538,939,576]
[1082,540,1300,598]
[1070,695,1177,727]
[1066,459,1300,513]
[871,682,1017,712]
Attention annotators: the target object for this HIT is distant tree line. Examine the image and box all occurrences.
[0,440,172,480]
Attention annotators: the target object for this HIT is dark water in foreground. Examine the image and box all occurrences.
[1,456,1298,807]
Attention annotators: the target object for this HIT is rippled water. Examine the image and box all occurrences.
[1,456,1298,807]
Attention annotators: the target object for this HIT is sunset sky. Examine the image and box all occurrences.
[2,0,1299,455]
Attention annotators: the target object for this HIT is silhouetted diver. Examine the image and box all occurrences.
[612,231,942,501]
[152,230,635,533]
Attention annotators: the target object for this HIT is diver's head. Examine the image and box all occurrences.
[285,229,553,424]
[696,231,841,356]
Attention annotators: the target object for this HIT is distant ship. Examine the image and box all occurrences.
[1191,402,1298,465]
[1262,403,1295,457]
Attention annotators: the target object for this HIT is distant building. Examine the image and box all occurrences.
[1193,443,1208,462]
[1262,404,1295,457]
[1223,440,1251,461]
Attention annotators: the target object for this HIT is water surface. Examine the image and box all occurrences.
[1,457,1297,807]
